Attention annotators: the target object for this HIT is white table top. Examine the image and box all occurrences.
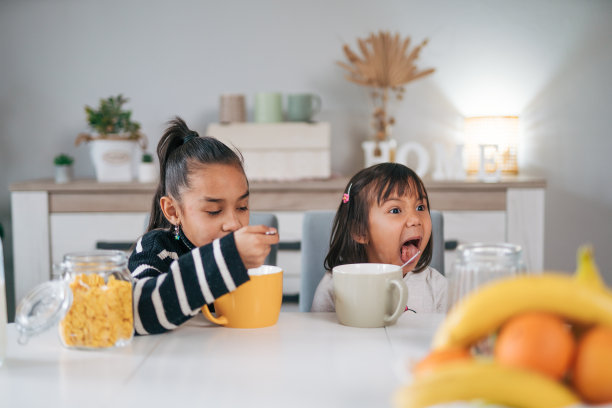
[0,312,444,408]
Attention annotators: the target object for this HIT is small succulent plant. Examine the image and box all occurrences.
[54,153,74,166]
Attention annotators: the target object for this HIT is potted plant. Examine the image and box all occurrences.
[53,153,74,184]
[75,94,147,182]
[138,152,157,183]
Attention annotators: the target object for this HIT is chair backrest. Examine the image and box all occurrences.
[299,211,335,312]
[249,212,279,266]
[140,212,278,265]
[430,210,444,276]
[298,209,444,312]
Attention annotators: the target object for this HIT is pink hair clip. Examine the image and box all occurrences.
[342,183,352,204]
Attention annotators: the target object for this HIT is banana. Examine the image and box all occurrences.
[432,272,612,350]
[394,360,579,408]
[575,245,605,290]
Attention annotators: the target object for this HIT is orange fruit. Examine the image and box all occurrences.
[494,312,575,380]
[572,326,612,404]
[413,347,472,376]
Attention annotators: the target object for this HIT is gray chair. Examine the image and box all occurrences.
[129,212,279,265]
[249,212,279,266]
[298,209,444,312]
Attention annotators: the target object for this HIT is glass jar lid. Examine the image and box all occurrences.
[15,279,72,344]
[456,242,523,263]
[62,250,128,275]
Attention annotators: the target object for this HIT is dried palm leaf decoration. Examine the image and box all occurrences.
[338,31,435,154]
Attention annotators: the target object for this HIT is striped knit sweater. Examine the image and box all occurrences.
[128,228,249,335]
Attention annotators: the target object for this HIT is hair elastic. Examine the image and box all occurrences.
[183,131,198,144]
[342,183,352,204]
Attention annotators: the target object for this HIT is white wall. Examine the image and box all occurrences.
[1,0,611,311]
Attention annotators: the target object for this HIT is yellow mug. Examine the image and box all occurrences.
[202,265,283,328]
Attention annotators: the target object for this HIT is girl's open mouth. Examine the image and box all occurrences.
[400,238,421,264]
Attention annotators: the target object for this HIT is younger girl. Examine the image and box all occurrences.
[129,117,278,335]
[311,162,447,313]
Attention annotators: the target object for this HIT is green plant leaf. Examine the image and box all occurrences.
[84,94,142,137]
[54,153,74,165]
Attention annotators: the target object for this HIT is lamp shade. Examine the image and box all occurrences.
[464,116,519,175]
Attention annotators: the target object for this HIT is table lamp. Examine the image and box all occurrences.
[464,116,519,179]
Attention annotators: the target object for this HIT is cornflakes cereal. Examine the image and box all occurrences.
[60,274,133,348]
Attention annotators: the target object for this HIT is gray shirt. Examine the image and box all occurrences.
[311,266,447,313]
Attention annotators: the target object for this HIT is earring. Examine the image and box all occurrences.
[174,224,180,240]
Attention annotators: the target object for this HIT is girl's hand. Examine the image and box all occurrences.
[234,225,280,269]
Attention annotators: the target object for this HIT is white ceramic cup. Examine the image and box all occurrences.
[333,263,408,328]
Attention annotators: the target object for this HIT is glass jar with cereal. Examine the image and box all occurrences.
[15,250,134,349]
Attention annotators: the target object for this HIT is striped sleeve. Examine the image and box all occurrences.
[129,232,249,335]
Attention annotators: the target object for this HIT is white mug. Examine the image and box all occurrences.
[333,263,408,328]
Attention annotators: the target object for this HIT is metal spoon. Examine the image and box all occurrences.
[400,249,421,269]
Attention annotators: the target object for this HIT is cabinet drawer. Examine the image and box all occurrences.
[443,210,506,273]
[50,213,148,266]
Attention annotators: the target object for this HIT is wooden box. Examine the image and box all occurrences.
[206,122,331,181]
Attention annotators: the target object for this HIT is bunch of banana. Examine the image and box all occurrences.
[394,360,580,408]
[394,246,612,408]
[433,246,612,351]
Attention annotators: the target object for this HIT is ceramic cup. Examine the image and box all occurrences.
[202,265,283,328]
[219,94,246,124]
[286,93,321,122]
[333,263,408,328]
[254,92,283,123]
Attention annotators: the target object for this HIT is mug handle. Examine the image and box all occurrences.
[311,94,322,118]
[201,304,229,326]
[383,278,409,325]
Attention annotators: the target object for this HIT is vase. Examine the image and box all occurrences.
[54,165,73,184]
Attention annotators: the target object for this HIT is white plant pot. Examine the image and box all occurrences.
[54,165,73,184]
[138,162,158,183]
[89,139,139,182]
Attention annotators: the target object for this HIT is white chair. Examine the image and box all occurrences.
[298,210,444,312]
[1,234,8,325]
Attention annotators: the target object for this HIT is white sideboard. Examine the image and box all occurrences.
[10,176,545,307]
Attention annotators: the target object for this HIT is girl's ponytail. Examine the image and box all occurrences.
[146,116,245,232]
[146,183,169,232]
[147,117,197,232]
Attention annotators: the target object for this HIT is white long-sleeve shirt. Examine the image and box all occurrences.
[311,266,447,313]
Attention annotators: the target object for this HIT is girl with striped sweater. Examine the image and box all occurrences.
[129,117,278,335]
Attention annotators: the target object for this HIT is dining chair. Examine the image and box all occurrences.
[99,212,278,265]
[249,212,279,266]
[298,209,444,312]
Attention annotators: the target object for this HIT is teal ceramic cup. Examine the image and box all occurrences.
[254,92,283,123]
[286,93,322,122]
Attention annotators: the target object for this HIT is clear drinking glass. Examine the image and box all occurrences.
[447,243,525,312]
